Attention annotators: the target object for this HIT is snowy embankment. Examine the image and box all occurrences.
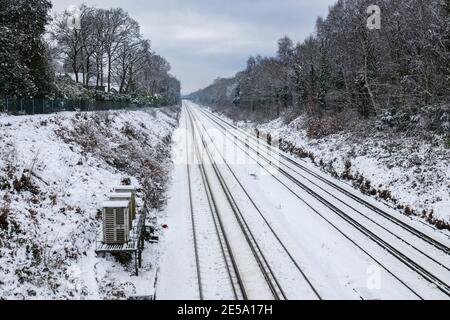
[232,115,449,231]
[0,107,179,299]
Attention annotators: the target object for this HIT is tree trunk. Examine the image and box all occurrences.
[341,66,353,110]
[82,66,85,86]
[362,40,378,116]
[86,57,91,86]
[96,55,100,87]
[100,60,104,88]
[364,55,377,116]
[73,63,79,83]
[125,65,133,94]
[107,53,112,92]
[80,47,86,86]
[119,72,126,94]
[119,56,127,93]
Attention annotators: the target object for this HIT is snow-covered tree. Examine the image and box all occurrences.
[0,0,53,97]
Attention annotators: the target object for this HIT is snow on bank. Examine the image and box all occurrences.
[232,115,449,229]
[0,107,179,299]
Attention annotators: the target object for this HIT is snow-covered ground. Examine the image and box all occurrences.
[156,101,450,300]
[2,101,448,300]
[230,115,450,230]
[0,107,179,299]
[155,113,200,300]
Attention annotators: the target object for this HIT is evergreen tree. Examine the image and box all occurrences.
[233,83,241,107]
[277,36,294,65]
[317,42,330,114]
[292,63,307,112]
[441,0,450,88]
[0,0,53,97]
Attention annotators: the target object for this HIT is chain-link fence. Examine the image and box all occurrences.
[0,96,159,115]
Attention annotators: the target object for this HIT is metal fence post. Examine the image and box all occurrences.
[32,99,35,114]
[6,96,8,113]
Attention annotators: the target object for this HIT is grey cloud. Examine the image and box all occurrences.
[52,0,335,93]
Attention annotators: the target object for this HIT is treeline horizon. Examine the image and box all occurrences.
[0,0,181,106]
[189,0,450,136]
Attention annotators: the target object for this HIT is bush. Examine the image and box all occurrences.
[30,243,43,266]
[121,177,132,186]
[13,174,38,194]
[0,177,11,190]
[121,124,136,139]
[112,253,132,266]
[0,207,9,229]
[378,105,450,134]
[54,75,95,101]
[404,206,413,216]
[306,115,344,139]
[342,160,353,180]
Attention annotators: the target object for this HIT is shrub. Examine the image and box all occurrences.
[306,115,344,139]
[0,177,11,190]
[121,178,132,186]
[0,207,9,229]
[30,243,43,266]
[378,189,393,201]
[112,253,132,266]
[49,194,57,206]
[13,174,37,193]
[121,124,136,140]
[342,160,353,180]
[404,206,413,216]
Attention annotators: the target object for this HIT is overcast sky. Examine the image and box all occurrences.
[52,0,335,94]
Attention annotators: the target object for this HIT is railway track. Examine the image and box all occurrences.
[197,107,450,273]
[197,106,450,266]
[185,114,203,300]
[185,114,246,300]
[187,105,322,300]
[200,106,450,255]
[187,106,291,300]
[190,104,450,299]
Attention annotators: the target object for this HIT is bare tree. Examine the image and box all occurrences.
[102,8,140,92]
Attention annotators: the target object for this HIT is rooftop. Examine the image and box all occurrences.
[109,192,133,198]
[102,200,130,208]
[114,186,136,191]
